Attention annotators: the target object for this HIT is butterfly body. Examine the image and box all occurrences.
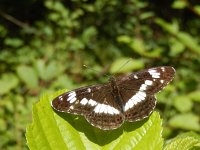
[51,66,175,130]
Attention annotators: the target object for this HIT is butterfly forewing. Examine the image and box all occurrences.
[117,66,175,121]
[51,66,175,130]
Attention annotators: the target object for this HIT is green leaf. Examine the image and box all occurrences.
[17,65,39,88]
[168,113,200,131]
[5,38,23,47]
[35,59,46,80]
[194,5,200,15]
[26,90,163,150]
[117,36,161,58]
[188,91,200,102]
[173,96,193,113]
[156,19,200,55]
[164,132,200,150]
[172,0,188,9]
[45,61,61,80]
[110,58,144,74]
[0,73,19,95]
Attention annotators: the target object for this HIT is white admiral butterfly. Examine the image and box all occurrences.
[51,66,175,130]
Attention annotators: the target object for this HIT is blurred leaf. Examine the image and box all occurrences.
[4,38,23,47]
[110,58,144,73]
[155,19,179,35]
[81,26,97,44]
[35,60,63,81]
[0,73,19,95]
[0,25,7,37]
[0,119,6,132]
[117,36,161,57]
[51,75,75,89]
[117,36,147,55]
[169,38,185,57]
[156,19,200,55]
[188,91,200,102]
[194,5,200,15]
[139,12,154,20]
[169,113,200,131]
[35,59,46,80]
[45,61,61,80]
[26,90,163,150]
[164,132,200,150]
[17,65,39,88]
[176,32,200,55]
[173,96,193,113]
[172,0,188,9]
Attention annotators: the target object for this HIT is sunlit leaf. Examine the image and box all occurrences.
[164,132,200,150]
[26,90,163,150]
[168,113,200,131]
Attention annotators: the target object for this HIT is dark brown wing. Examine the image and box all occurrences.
[51,84,124,130]
[116,66,175,122]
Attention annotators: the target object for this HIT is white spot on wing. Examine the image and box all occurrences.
[134,75,138,79]
[80,98,88,105]
[139,84,147,91]
[59,96,63,101]
[87,88,91,93]
[145,80,153,85]
[148,69,160,78]
[69,105,74,109]
[161,67,165,72]
[94,103,120,114]
[124,91,146,111]
[160,80,164,83]
[88,99,97,106]
[67,91,76,101]
[69,97,77,103]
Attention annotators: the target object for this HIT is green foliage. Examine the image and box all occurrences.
[17,65,39,88]
[168,113,200,131]
[0,0,200,149]
[26,90,163,150]
[0,73,19,95]
[164,132,200,150]
[110,58,144,73]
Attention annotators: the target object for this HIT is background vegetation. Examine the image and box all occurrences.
[0,0,200,149]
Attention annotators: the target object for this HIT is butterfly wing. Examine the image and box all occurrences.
[116,66,175,122]
[51,84,124,130]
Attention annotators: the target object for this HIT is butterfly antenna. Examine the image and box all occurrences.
[83,65,110,78]
[115,58,133,73]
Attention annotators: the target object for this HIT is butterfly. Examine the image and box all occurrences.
[51,66,175,130]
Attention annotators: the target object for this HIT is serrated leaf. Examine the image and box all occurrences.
[0,73,19,94]
[17,65,39,88]
[164,132,200,150]
[168,113,200,131]
[110,58,144,74]
[26,90,163,150]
